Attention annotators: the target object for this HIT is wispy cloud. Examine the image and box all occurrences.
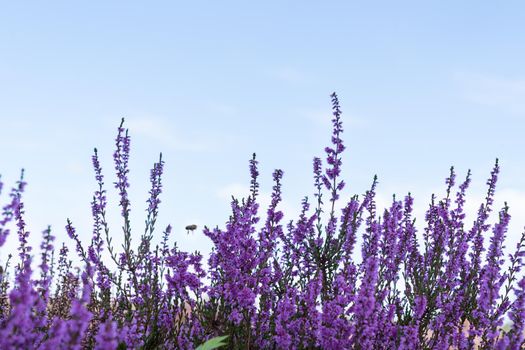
[126,117,213,152]
[458,74,525,115]
[266,67,308,84]
[65,160,87,175]
[216,183,251,202]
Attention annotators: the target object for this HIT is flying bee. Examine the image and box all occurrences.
[185,224,197,234]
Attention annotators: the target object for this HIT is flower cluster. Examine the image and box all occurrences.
[1,95,525,349]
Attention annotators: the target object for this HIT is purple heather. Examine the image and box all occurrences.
[0,95,524,349]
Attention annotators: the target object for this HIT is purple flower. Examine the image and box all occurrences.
[62,265,94,350]
[94,316,119,350]
[0,258,41,349]
[65,219,87,263]
[0,170,26,247]
[507,277,525,347]
[113,118,132,224]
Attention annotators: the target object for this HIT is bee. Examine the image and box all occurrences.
[185,224,197,234]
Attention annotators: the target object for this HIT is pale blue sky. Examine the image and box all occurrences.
[1,1,525,262]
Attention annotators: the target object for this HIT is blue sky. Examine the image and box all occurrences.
[1,1,525,262]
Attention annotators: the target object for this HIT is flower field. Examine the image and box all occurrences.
[1,93,524,349]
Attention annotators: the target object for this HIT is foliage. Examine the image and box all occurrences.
[195,336,228,350]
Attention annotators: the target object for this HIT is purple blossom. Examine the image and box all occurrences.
[113,119,131,216]
[94,317,119,350]
[507,277,525,347]
[0,170,26,247]
[65,219,87,263]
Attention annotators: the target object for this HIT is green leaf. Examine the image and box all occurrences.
[195,335,229,350]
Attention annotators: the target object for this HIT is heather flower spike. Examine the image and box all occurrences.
[0,169,26,247]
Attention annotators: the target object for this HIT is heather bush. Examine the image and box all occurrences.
[1,93,525,349]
